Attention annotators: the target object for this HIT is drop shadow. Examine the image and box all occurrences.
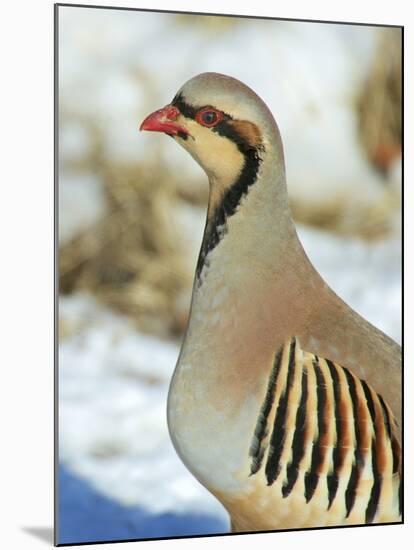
[22,526,54,545]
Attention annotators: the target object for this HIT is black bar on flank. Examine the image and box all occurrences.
[343,368,364,518]
[304,357,326,503]
[249,346,284,475]
[365,438,381,524]
[326,359,342,509]
[282,366,308,498]
[361,381,381,523]
[265,338,297,486]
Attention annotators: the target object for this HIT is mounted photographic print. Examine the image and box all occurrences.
[55,3,403,546]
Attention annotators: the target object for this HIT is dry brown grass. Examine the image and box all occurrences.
[290,186,400,240]
[59,156,206,337]
[292,28,402,239]
[357,28,402,174]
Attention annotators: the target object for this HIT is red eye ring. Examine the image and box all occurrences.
[195,108,223,128]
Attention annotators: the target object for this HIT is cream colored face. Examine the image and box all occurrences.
[171,105,265,222]
[175,115,245,195]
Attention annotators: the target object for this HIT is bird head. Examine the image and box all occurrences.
[140,73,289,280]
[140,73,282,192]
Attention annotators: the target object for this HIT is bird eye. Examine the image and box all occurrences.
[201,111,217,125]
[196,108,222,128]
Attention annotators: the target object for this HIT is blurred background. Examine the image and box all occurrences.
[57,6,402,545]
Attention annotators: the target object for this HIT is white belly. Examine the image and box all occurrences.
[167,360,261,494]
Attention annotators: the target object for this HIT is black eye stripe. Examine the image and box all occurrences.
[171,93,263,155]
[171,93,198,119]
[172,93,231,123]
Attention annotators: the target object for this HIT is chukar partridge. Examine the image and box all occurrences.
[140,73,402,531]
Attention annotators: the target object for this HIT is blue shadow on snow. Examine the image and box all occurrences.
[58,464,229,545]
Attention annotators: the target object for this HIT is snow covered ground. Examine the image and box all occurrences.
[59,293,225,517]
[58,291,231,542]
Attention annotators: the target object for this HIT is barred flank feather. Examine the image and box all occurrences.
[249,337,401,524]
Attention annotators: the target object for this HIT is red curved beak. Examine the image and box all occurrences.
[139,105,189,137]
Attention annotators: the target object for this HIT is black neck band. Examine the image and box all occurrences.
[196,143,263,281]
[171,93,264,282]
